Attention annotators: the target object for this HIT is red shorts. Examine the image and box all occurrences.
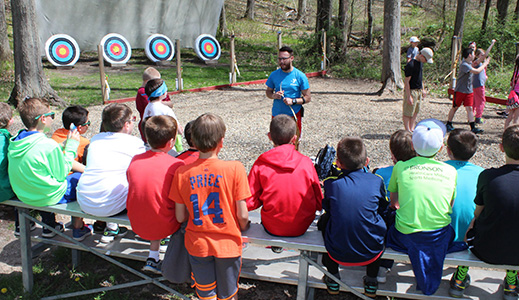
[453,92,474,107]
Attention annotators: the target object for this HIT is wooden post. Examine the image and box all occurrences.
[321,30,327,74]
[450,36,460,93]
[230,34,236,84]
[176,39,182,91]
[277,31,282,50]
[97,44,107,104]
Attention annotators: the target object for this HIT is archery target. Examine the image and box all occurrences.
[145,34,174,62]
[194,34,221,61]
[100,33,131,65]
[45,34,80,67]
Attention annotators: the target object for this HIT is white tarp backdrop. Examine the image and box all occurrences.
[35,0,224,53]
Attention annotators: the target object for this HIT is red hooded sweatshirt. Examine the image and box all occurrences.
[247,144,323,236]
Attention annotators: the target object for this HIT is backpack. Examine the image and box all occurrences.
[314,144,336,180]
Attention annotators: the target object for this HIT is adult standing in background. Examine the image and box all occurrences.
[265,46,311,147]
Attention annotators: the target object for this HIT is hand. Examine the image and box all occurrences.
[67,128,80,142]
[491,39,496,44]
[274,91,284,100]
[422,90,427,98]
[283,97,293,105]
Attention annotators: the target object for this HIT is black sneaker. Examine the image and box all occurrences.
[14,221,37,237]
[100,225,128,243]
[322,275,340,295]
[471,127,484,134]
[446,123,455,132]
[475,117,484,124]
[271,246,283,253]
[449,272,471,298]
[93,221,106,234]
[363,276,378,298]
[142,258,162,274]
[73,224,93,241]
[41,222,65,238]
[503,278,518,300]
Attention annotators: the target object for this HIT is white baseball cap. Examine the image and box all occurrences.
[410,36,420,43]
[420,47,434,64]
[412,119,446,157]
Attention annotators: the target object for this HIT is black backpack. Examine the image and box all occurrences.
[314,144,336,180]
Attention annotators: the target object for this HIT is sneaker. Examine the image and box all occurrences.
[503,278,518,300]
[142,258,162,274]
[449,273,471,298]
[73,224,93,241]
[93,221,106,234]
[446,123,455,132]
[271,246,284,253]
[363,276,378,298]
[159,237,169,253]
[377,267,390,284]
[14,221,37,237]
[475,117,484,124]
[471,127,484,134]
[322,275,340,295]
[100,226,128,243]
[42,222,65,238]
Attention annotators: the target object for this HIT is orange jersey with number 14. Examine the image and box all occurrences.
[169,158,251,258]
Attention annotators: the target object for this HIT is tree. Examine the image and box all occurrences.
[0,0,12,62]
[482,0,492,31]
[497,0,510,23]
[218,3,227,37]
[296,0,307,23]
[337,0,350,54]
[378,0,403,94]
[515,0,519,20]
[453,0,467,40]
[316,0,332,33]
[244,0,255,20]
[9,0,64,107]
[367,0,373,48]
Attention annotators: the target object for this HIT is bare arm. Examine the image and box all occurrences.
[470,58,490,74]
[71,160,85,173]
[404,76,413,105]
[390,192,400,210]
[266,87,283,100]
[236,199,250,231]
[301,89,311,104]
[175,203,188,223]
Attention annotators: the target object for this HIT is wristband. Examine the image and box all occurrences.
[302,96,306,104]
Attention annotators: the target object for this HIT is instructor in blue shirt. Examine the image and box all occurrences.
[266,46,311,147]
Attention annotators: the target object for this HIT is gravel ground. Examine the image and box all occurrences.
[0,77,508,298]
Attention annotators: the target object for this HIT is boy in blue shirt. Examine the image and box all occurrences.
[444,129,484,297]
[319,136,388,298]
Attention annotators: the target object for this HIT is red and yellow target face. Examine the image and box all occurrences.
[195,34,221,61]
[45,34,80,67]
[100,33,132,65]
[145,34,174,62]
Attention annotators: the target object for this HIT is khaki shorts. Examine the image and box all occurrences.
[403,89,422,117]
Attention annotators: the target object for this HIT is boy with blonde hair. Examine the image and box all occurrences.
[127,115,185,274]
[170,113,250,300]
[8,98,90,240]
[0,103,14,202]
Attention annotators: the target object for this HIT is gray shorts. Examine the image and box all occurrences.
[189,255,241,300]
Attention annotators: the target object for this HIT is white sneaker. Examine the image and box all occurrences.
[377,267,390,284]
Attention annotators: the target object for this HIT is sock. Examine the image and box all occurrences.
[106,222,118,231]
[470,122,475,129]
[506,270,517,285]
[456,265,469,281]
[148,250,160,262]
[365,275,377,283]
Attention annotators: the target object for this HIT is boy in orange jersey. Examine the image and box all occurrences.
[170,113,250,300]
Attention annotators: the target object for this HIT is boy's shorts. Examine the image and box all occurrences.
[189,255,241,300]
[453,91,474,107]
[403,89,422,117]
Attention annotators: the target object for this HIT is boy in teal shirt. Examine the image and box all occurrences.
[0,102,14,202]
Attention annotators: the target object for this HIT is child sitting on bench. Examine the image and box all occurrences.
[247,114,322,252]
[127,115,185,274]
[319,136,388,298]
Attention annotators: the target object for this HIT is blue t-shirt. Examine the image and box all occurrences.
[407,47,419,60]
[445,160,484,242]
[265,67,309,117]
[445,160,483,242]
[374,165,393,194]
[472,62,487,89]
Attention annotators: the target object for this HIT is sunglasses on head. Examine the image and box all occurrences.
[34,112,55,120]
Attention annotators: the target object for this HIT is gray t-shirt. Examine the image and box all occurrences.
[407,47,419,60]
[472,62,486,89]
[455,60,473,94]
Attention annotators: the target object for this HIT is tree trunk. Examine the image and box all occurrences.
[337,0,350,54]
[316,0,333,33]
[218,3,227,37]
[9,0,64,107]
[378,0,403,95]
[453,0,467,39]
[367,0,373,48]
[244,0,255,20]
[514,0,519,20]
[296,0,307,23]
[482,0,492,30]
[0,0,12,62]
[497,0,509,23]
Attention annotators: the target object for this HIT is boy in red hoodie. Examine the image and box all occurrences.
[247,115,323,251]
